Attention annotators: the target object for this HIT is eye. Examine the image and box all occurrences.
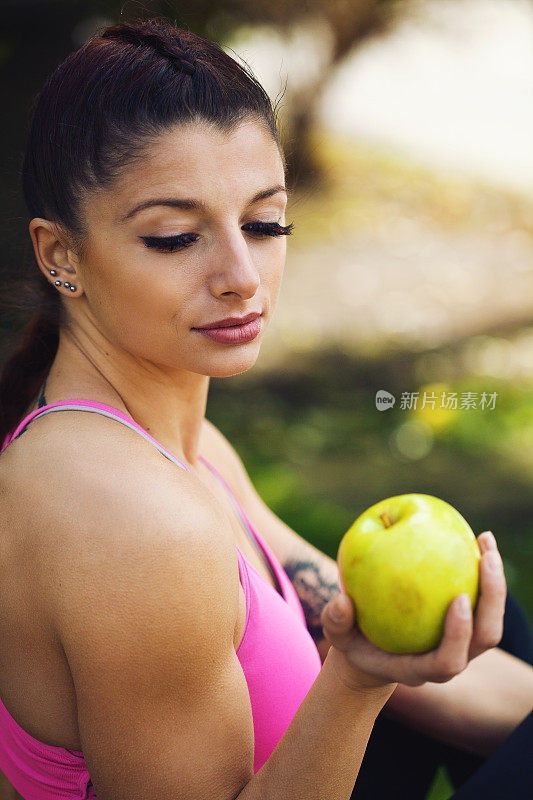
[242,221,294,237]
[139,220,294,254]
[140,232,199,253]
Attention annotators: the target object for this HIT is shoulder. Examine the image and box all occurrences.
[2,404,191,487]
[0,408,238,612]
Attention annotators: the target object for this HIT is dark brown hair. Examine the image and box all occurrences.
[0,16,285,444]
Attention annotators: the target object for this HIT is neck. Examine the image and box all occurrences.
[42,329,211,467]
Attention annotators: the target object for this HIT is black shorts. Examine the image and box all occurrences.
[350,591,533,800]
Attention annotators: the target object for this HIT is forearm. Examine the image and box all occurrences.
[282,543,533,758]
[238,648,395,800]
[383,647,533,757]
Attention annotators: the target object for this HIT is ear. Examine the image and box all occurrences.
[28,218,82,295]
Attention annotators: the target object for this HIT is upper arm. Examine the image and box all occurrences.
[32,417,254,800]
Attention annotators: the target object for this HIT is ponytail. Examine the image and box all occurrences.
[0,273,61,445]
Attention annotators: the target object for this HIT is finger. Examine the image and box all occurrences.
[320,592,362,654]
[470,541,507,658]
[407,593,473,685]
[478,530,497,554]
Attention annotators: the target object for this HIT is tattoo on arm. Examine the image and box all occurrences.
[283,556,341,647]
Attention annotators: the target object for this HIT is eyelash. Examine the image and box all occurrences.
[140,221,294,253]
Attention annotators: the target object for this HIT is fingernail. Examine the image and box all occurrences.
[458,594,471,617]
[481,531,496,550]
[486,551,502,571]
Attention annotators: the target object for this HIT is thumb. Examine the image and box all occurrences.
[321,593,357,651]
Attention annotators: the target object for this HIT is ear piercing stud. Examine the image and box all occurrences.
[50,271,76,291]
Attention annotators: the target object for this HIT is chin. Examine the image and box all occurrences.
[203,349,261,379]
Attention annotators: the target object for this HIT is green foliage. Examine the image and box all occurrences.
[426,765,454,800]
[207,351,533,622]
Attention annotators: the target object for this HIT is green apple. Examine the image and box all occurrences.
[337,494,481,653]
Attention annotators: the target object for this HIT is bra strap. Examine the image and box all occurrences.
[199,454,267,561]
[10,404,190,472]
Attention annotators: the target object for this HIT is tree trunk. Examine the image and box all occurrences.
[284,2,397,190]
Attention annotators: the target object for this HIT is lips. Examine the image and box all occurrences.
[193,312,261,330]
[192,315,262,344]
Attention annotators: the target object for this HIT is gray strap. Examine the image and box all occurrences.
[201,457,268,561]
[24,405,190,472]
[25,405,283,593]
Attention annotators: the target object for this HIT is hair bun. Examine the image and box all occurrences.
[179,59,195,76]
[101,22,196,76]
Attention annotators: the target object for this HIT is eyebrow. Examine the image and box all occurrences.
[118,184,289,223]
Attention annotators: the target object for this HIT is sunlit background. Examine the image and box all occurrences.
[1,2,532,798]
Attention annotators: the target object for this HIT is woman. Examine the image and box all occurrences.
[0,17,525,800]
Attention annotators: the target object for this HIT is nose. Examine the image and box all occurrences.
[208,228,261,300]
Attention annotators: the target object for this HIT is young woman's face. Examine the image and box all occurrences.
[73,118,289,377]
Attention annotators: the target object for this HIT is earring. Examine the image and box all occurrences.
[52,275,77,292]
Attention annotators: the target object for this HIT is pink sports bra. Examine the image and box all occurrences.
[0,400,322,798]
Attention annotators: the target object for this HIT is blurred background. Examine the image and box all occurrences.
[1,2,533,797]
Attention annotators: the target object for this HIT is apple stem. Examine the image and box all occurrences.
[379,511,393,529]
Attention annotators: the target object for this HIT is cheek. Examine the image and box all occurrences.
[259,242,286,296]
[86,253,194,354]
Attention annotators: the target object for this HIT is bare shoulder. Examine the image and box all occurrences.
[0,412,253,799]
[1,403,198,501]
[0,409,238,617]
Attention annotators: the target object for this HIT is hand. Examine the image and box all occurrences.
[320,531,507,691]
